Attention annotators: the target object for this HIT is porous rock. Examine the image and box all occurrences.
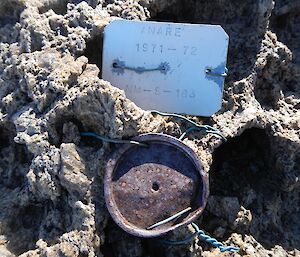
[0,0,299,256]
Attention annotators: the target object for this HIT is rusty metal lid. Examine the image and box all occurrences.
[104,133,209,237]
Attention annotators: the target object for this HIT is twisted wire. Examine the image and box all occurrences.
[192,223,239,253]
[150,110,226,142]
[159,223,239,253]
[179,126,227,142]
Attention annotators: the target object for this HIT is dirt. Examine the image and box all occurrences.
[0,0,299,256]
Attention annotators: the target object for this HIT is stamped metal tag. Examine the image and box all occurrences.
[102,19,229,116]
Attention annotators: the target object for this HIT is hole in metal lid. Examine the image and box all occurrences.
[152,182,159,191]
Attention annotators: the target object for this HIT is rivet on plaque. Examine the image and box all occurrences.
[102,19,229,117]
[104,133,209,237]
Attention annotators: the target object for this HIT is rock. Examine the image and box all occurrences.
[0,0,299,256]
[207,196,240,224]
[232,206,253,232]
[0,245,14,257]
[59,143,90,198]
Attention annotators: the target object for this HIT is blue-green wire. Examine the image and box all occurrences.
[159,223,239,253]
[80,132,147,147]
[150,110,227,142]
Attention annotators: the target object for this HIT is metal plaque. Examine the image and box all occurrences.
[102,19,229,117]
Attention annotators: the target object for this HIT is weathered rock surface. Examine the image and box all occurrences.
[0,0,299,256]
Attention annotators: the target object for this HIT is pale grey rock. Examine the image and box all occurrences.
[0,0,299,256]
[59,143,90,198]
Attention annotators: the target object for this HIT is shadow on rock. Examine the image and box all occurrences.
[208,127,300,251]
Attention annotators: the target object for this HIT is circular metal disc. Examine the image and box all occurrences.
[104,133,209,237]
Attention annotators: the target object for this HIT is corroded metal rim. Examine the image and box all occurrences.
[104,133,209,238]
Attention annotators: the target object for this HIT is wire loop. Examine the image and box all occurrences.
[205,67,228,77]
[147,207,192,230]
[112,59,170,75]
[150,110,227,142]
